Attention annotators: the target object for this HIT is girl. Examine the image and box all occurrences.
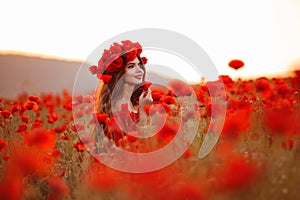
[92,40,152,143]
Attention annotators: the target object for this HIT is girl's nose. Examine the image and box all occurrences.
[136,65,144,73]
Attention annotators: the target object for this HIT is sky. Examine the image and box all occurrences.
[1,0,300,82]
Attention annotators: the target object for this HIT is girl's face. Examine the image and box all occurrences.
[123,56,144,85]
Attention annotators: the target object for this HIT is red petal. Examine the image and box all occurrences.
[89,65,97,75]
[100,75,112,83]
[228,59,244,70]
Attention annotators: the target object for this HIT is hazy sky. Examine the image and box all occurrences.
[1,0,300,81]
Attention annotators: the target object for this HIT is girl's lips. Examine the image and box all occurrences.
[135,75,142,79]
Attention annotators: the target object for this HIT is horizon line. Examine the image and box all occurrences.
[0,49,298,82]
[0,50,85,63]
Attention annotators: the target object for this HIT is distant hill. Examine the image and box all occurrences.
[0,53,174,98]
[0,54,85,98]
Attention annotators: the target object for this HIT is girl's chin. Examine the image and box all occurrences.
[133,79,143,84]
[125,81,142,85]
[124,78,142,85]
[135,81,143,85]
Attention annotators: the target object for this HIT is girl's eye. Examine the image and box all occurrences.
[127,65,134,69]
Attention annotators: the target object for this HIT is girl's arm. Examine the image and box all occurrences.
[137,88,153,126]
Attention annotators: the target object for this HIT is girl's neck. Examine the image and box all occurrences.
[119,83,134,101]
[116,82,137,112]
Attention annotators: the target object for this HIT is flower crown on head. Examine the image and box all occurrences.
[89,40,148,83]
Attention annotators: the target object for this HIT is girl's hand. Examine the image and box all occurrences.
[139,88,153,107]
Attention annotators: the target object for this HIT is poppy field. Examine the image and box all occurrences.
[1,69,300,200]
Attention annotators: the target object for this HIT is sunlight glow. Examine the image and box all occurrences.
[1,0,300,81]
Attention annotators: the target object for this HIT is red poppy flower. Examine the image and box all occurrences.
[2,155,9,161]
[0,138,8,153]
[228,59,244,70]
[60,135,69,140]
[45,101,55,112]
[28,95,39,102]
[89,65,97,75]
[74,141,86,152]
[51,112,59,121]
[94,40,146,76]
[24,128,56,151]
[276,81,290,97]
[16,124,28,133]
[54,124,67,134]
[162,96,176,105]
[138,82,152,92]
[47,116,55,124]
[35,117,42,123]
[221,108,251,139]
[32,121,43,128]
[54,127,63,134]
[1,110,11,119]
[105,57,124,73]
[141,57,148,65]
[254,77,272,93]
[95,113,109,124]
[24,101,39,111]
[136,48,142,56]
[151,89,164,102]
[124,50,137,62]
[265,107,297,136]
[63,101,72,111]
[99,75,112,83]
[10,104,19,113]
[51,149,61,158]
[21,115,29,123]
[219,75,234,85]
[48,112,59,124]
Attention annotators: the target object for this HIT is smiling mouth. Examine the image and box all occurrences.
[135,75,143,79]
